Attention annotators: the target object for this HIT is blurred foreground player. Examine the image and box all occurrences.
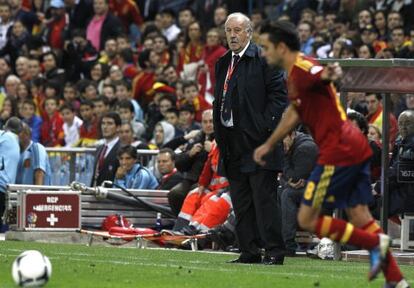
[254,21,409,288]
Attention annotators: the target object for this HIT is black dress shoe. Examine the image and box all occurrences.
[227,254,262,264]
[262,255,284,265]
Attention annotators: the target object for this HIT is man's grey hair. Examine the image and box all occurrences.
[225,12,253,35]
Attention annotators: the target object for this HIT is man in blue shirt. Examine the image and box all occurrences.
[0,117,21,226]
[114,145,158,189]
[16,122,51,185]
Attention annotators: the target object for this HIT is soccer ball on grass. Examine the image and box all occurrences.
[12,250,52,287]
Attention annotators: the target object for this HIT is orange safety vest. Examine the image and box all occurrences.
[198,143,229,191]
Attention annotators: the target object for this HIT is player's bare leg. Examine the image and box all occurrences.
[298,203,389,281]
[347,205,409,287]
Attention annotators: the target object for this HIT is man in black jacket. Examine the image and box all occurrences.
[213,13,287,264]
[91,112,121,187]
[280,130,318,256]
[156,148,183,190]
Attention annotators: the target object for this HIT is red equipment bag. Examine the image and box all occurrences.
[101,214,132,231]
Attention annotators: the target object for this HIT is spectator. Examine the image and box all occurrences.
[132,49,157,106]
[0,117,21,227]
[156,147,183,190]
[16,82,31,104]
[178,104,200,133]
[0,58,11,89]
[177,20,204,75]
[15,56,31,82]
[64,29,98,82]
[60,103,83,147]
[118,48,138,80]
[78,100,99,146]
[160,8,180,42]
[360,25,387,54]
[9,0,39,33]
[16,122,51,185]
[92,96,110,120]
[64,0,94,31]
[0,20,30,64]
[358,44,376,59]
[118,122,148,148]
[108,0,143,34]
[99,38,118,65]
[150,120,175,148]
[42,51,65,86]
[348,111,382,182]
[181,80,211,122]
[387,11,403,32]
[114,80,144,122]
[375,110,414,216]
[178,7,195,29]
[40,97,64,147]
[197,27,226,101]
[62,82,80,111]
[102,83,116,106]
[20,99,42,142]
[45,0,67,50]
[91,111,121,186]
[153,34,171,66]
[0,3,13,50]
[90,63,108,93]
[280,130,318,256]
[358,9,373,29]
[298,21,314,55]
[86,0,123,51]
[374,10,388,41]
[213,6,227,29]
[114,145,158,189]
[116,99,145,140]
[368,124,382,143]
[4,75,20,97]
[164,107,183,137]
[396,27,414,59]
[365,93,398,147]
[27,57,42,80]
[390,26,407,53]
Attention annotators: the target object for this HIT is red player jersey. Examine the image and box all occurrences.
[288,55,372,166]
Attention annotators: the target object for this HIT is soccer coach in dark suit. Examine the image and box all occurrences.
[213,13,287,264]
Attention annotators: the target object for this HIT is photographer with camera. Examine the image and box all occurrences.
[374,110,414,216]
[163,109,214,215]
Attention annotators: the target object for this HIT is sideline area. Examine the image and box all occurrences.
[2,241,414,288]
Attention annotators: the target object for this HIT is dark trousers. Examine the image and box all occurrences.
[223,128,285,257]
[168,180,196,216]
[280,186,304,251]
[0,192,5,227]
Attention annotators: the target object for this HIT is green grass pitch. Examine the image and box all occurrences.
[1,241,414,287]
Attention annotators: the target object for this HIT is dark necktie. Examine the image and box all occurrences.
[221,55,240,122]
[98,145,108,170]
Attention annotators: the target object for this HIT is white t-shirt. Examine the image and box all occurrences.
[63,116,83,147]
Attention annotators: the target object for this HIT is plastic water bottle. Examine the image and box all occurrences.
[155,213,162,231]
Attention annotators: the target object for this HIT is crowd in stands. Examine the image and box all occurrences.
[1,0,414,250]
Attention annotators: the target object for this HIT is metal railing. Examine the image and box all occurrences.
[45,148,160,186]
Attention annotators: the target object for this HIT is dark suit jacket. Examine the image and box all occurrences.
[91,140,121,186]
[158,171,184,190]
[66,0,94,31]
[213,42,287,174]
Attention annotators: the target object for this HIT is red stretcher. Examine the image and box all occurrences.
[77,228,208,251]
